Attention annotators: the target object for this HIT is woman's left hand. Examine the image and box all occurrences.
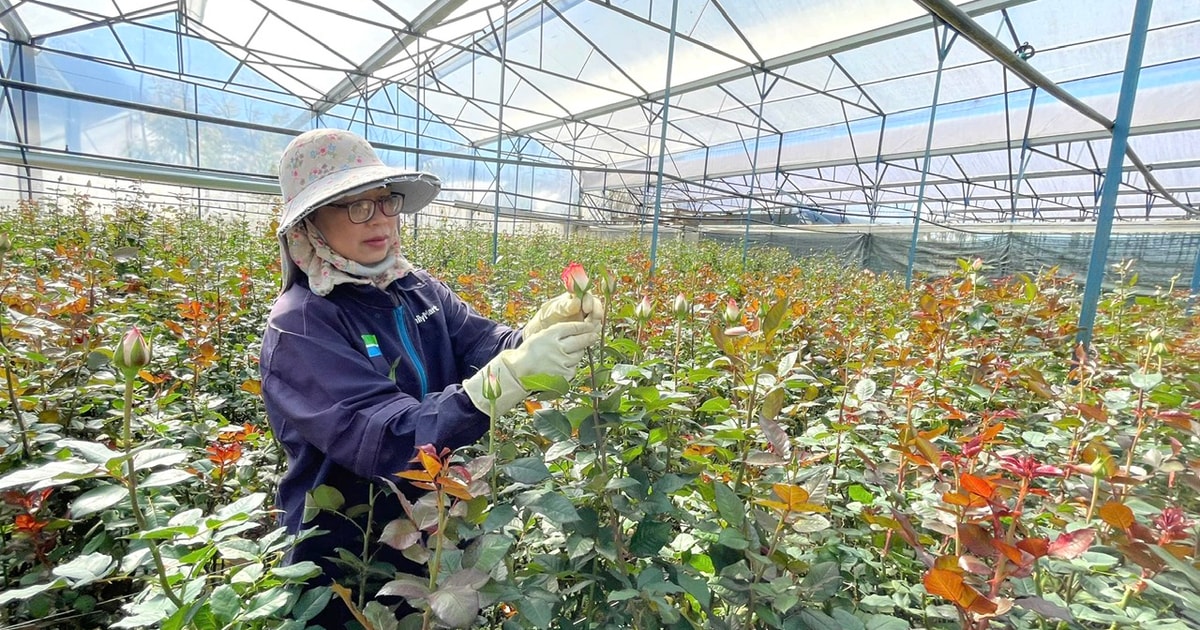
[523,292,604,337]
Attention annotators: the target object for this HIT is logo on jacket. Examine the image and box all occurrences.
[361,334,382,357]
[413,305,440,325]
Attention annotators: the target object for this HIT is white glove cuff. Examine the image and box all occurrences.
[463,351,529,416]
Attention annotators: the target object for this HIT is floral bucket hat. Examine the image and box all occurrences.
[275,128,440,292]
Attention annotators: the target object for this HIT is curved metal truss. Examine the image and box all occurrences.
[0,0,1198,230]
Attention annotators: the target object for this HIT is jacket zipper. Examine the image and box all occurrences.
[393,302,429,398]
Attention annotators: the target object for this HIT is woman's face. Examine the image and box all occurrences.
[309,188,399,265]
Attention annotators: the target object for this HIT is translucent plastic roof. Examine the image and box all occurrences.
[2,0,1198,224]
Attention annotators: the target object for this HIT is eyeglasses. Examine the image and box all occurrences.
[325,194,404,224]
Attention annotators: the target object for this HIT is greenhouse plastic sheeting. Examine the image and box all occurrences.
[704,228,1200,291]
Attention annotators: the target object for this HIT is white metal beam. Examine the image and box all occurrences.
[299,0,470,122]
[474,0,1037,146]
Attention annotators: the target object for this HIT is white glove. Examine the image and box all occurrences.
[522,293,605,338]
[463,320,601,415]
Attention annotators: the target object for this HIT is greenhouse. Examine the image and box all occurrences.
[1,0,1199,628]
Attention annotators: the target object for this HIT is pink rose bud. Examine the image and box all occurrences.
[634,296,653,322]
[723,299,741,326]
[673,293,690,319]
[113,326,151,377]
[561,262,590,298]
[481,367,502,401]
[597,267,617,297]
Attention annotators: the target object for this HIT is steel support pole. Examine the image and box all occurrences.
[648,0,680,276]
[741,73,769,271]
[905,25,956,289]
[1190,243,1200,311]
[491,3,510,265]
[1076,0,1153,348]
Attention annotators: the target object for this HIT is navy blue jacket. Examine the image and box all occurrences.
[259,270,521,600]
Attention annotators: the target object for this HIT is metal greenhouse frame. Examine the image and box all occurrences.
[1,0,1199,341]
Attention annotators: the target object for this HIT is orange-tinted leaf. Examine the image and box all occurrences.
[924,567,969,604]
[1016,538,1049,559]
[51,296,89,316]
[978,422,1005,443]
[417,449,443,477]
[523,400,543,414]
[1155,410,1194,431]
[915,437,941,467]
[1076,402,1107,422]
[934,555,962,572]
[920,424,950,439]
[965,592,999,615]
[206,442,242,466]
[219,423,260,443]
[961,473,995,499]
[1099,502,1134,530]
[684,444,715,457]
[198,342,219,361]
[943,490,989,508]
[1021,368,1055,399]
[861,511,900,529]
[772,483,809,507]
[177,301,205,320]
[991,539,1025,564]
[1162,543,1192,559]
[902,451,933,467]
[138,370,166,385]
[240,379,262,395]
[396,470,434,483]
[14,513,49,535]
[925,565,995,614]
[1047,529,1094,559]
[438,478,474,501]
[754,499,790,512]
[936,402,966,421]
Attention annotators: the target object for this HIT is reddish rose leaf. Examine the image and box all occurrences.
[991,539,1025,564]
[1075,402,1107,423]
[1048,529,1094,559]
[891,508,935,568]
[1016,537,1049,559]
[1116,540,1166,573]
[1156,410,1196,433]
[958,554,992,575]
[1015,596,1074,622]
[958,523,995,558]
[965,591,999,616]
[1129,522,1158,544]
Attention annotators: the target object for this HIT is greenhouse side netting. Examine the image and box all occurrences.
[700,223,1200,290]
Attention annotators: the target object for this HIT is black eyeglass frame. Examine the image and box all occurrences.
[324,194,405,224]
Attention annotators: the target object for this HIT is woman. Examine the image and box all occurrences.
[259,128,601,626]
